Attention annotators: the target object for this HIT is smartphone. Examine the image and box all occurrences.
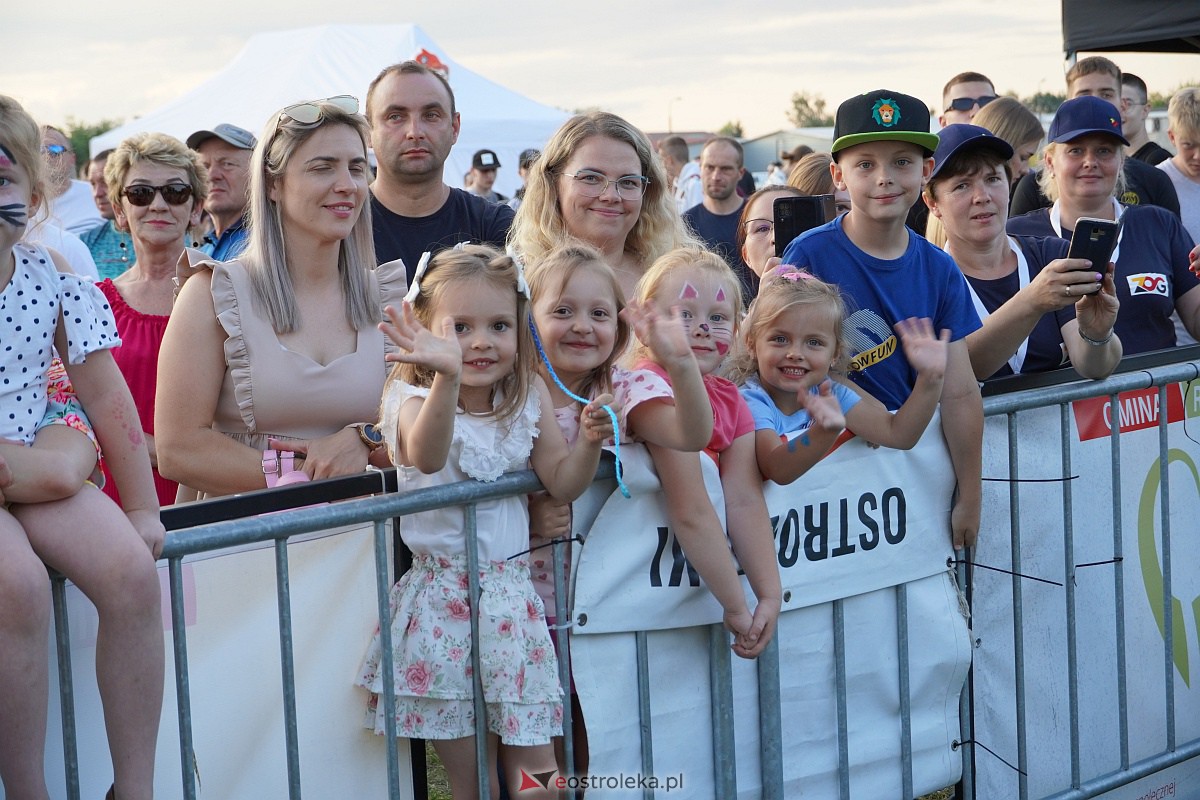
[1066,217,1120,270]
[774,194,837,257]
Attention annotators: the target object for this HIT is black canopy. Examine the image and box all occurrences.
[1062,0,1200,54]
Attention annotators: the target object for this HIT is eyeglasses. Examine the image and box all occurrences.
[743,218,773,237]
[43,144,69,158]
[280,94,360,124]
[947,95,998,112]
[121,183,194,207]
[561,169,649,200]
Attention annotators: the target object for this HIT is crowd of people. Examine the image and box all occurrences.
[3,52,1200,798]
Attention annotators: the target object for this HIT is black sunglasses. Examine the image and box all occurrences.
[948,95,998,112]
[122,184,194,207]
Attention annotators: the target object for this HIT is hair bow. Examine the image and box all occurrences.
[767,264,814,283]
[403,251,433,304]
[507,246,531,300]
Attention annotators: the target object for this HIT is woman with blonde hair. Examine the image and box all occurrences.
[972,96,1045,187]
[157,96,403,496]
[508,111,698,296]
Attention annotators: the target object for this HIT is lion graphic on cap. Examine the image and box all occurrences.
[872,98,900,127]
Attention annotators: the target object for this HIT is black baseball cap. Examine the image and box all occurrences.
[472,149,501,170]
[931,124,1014,179]
[832,90,939,158]
[186,123,257,151]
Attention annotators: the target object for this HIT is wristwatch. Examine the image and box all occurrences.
[354,422,385,451]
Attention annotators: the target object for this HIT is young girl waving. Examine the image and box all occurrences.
[356,245,612,800]
[626,247,783,659]
[728,265,949,485]
[0,94,164,800]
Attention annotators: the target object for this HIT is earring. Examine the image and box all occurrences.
[119,240,128,263]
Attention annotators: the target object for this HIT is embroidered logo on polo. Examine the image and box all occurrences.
[1127,272,1169,296]
[844,309,898,371]
[872,99,900,128]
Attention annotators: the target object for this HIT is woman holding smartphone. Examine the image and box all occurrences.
[1007,96,1200,353]
[924,123,1123,380]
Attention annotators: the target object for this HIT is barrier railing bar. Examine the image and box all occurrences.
[272,538,302,798]
[167,557,198,800]
[708,624,736,797]
[1108,393,1130,771]
[1060,404,1081,789]
[51,575,80,800]
[372,518,402,799]
[1038,736,1200,800]
[1157,384,1176,752]
[1007,412,1030,800]
[896,582,913,799]
[635,630,655,800]
[757,636,783,800]
[833,599,850,800]
[463,503,490,800]
[981,362,1200,416]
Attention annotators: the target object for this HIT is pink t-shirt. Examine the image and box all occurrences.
[637,360,754,462]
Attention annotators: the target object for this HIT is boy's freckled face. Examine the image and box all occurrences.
[832,141,932,224]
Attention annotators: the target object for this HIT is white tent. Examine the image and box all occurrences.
[89,24,568,197]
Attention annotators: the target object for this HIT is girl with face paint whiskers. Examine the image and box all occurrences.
[0,94,165,800]
[624,247,782,660]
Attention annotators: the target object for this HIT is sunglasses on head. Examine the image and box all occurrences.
[122,183,194,207]
[280,94,360,124]
[948,95,998,112]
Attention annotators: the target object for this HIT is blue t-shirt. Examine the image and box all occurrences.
[965,235,1074,379]
[780,216,982,410]
[1006,205,1199,354]
[741,377,861,437]
[200,215,250,262]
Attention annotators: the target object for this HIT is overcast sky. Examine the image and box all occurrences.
[6,0,1198,139]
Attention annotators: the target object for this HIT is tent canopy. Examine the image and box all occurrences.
[1062,0,1200,55]
[90,24,567,196]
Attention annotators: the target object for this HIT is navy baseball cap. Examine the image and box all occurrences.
[931,124,1014,179]
[1047,96,1129,146]
[186,123,257,151]
[832,90,939,158]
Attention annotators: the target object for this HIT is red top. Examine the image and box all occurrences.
[637,360,754,462]
[98,279,177,507]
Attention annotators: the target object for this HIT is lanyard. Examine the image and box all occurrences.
[947,236,1031,375]
[1049,198,1125,265]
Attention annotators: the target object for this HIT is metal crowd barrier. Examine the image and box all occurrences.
[37,350,1200,800]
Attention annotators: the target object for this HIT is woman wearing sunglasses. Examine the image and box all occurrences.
[98,132,208,507]
[157,96,400,497]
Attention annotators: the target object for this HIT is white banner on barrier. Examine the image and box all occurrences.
[972,379,1200,800]
[13,523,409,800]
[569,417,972,798]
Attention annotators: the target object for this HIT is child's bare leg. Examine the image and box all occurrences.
[0,509,53,799]
[431,734,500,800]
[500,742,559,799]
[0,425,95,504]
[15,486,162,800]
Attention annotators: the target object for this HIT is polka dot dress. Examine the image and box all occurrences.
[1,242,120,444]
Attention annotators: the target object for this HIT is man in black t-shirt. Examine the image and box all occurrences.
[365,61,513,282]
[1121,73,1173,166]
[1010,57,1180,218]
[683,137,754,297]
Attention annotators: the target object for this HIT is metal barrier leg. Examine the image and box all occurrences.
[552,534,574,779]
[1107,393,1130,770]
[709,624,736,797]
[1060,404,1081,790]
[758,635,783,800]
[168,558,198,800]
[897,582,913,799]
[1156,384,1176,752]
[273,539,302,799]
[465,503,491,800]
[833,599,850,800]
[635,631,655,800]
[1006,413,1029,800]
[51,574,80,800]
[371,518,402,799]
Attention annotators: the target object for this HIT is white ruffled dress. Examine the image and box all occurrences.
[356,380,563,745]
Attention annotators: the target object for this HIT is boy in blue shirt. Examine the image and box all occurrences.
[781,90,984,549]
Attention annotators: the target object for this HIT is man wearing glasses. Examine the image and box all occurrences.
[1121,73,1173,166]
[1010,56,1180,219]
[938,71,997,127]
[365,60,514,284]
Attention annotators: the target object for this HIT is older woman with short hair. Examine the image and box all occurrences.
[508,111,697,295]
[157,96,403,497]
[99,132,208,507]
[1008,96,1200,352]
